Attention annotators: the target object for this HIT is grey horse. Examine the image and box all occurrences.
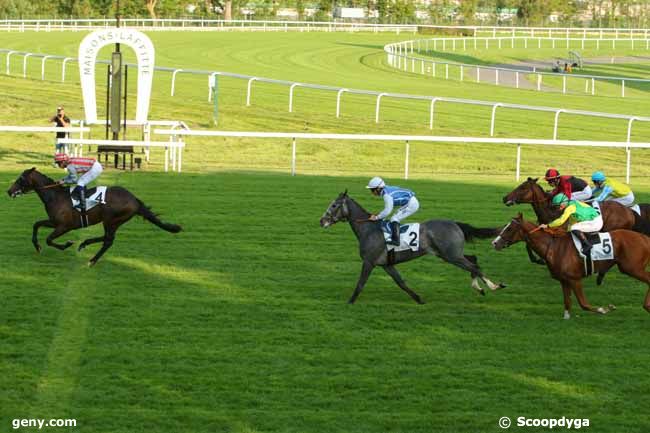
[320,191,506,304]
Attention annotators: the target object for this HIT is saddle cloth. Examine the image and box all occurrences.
[380,221,420,252]
[630,204,641,215]
[570,232,614,261]
[69,186,107,211]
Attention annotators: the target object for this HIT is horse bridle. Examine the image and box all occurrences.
[12,174,59,196]
[324,198,349,224]
[507,218,555,258]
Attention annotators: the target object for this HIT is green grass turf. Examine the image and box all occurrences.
[1,30,650,433]
[2,171,650,433]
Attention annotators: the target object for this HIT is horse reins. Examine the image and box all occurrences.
[19,183,61,194]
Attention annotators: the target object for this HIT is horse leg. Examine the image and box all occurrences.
[383,265,424,304]
[88,225,117,267]
[45,226,74,251]
[616,263,650,313]
[78,236,105,252]
[560,280,572,319]
[348,261,374,304]
[32,219,54,253]
[439,251,486,296]
[571,280,615,315]
[526,243,545,265]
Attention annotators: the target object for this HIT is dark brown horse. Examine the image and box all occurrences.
[492,213,650,319]
[7,168,182,266]
[502,177,650,265]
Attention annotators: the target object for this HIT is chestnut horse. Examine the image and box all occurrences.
[7,168,182,266]
[502,177,650,265]
[492,213,650,319]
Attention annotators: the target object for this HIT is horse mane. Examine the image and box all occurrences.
[31,169,56,185]
[345,196,371,217]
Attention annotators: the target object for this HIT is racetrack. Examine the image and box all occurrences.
[1,30,650,433]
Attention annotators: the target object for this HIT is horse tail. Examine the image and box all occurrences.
[455,222,500,241]
[631,211,650,236]
[137,200,182,233]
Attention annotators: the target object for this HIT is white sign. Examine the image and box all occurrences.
[79,29,155,124]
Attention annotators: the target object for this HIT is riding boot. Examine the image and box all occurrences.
[390,221,400,246]
[78,187,86,213]
[572,230,593,256]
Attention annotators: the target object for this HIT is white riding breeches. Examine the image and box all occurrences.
[570,213,603,233]
[608,192,635,207]
[390,196,419,223]
[571,186,592,202]
[77,163,103,187]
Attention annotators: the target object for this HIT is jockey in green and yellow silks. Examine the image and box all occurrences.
[539,193,603,255]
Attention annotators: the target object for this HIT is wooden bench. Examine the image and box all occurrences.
[97,145,134,170]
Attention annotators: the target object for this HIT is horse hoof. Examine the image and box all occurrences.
[498,283,507,289]
[88,260,96,267]
[78,244,86,252]
[63,241,74,250]
[608,304,617,311]
[480,289,486,296]
[34,245,41,254]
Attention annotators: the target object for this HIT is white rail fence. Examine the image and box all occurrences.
[1,20,650,36]
[0,19,419,33]
[385,37,650,98]
[4,48,649,143]
[0,125,90,155]
[153,129,650,183]
[58,138,185,173]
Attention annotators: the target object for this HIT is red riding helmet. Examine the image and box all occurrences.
[544,168,560,180]
[54,153,69,163]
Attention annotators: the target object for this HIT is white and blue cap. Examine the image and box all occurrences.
[366,176,385,189]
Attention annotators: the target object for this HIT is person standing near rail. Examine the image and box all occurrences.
[50,105,70,153]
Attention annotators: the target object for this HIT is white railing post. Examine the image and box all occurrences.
[495,69,499,86]
[562,75,566,94]
[291,137,296,176]
[553,109,565,140]
[626,145,631,184]
[171,69,183,96]
[537,74,542,91]
[375,93,387,123]
[6,50,16,75]
[289,83,301,113]
[621,80,625,98]
[429,97,439,130]
[61,57,72,82]
[404,140,410,180]
[336,88,348,118]
[515,71,519,88]
[22,53,32,77]
[41,55,52,80]
[591,78,595,95]
[207,72,220,101]
[490,103,502,137]
[246,77,258,106]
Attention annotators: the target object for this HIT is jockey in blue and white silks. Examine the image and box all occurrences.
[366,176,420,245]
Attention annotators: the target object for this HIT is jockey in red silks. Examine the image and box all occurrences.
[54,153,103,212]
[544,168,592,202]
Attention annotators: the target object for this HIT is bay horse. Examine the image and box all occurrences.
[319,191,505,304]
[502,177,650,265]
[7,168,182,266]
[492,213,650,319]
